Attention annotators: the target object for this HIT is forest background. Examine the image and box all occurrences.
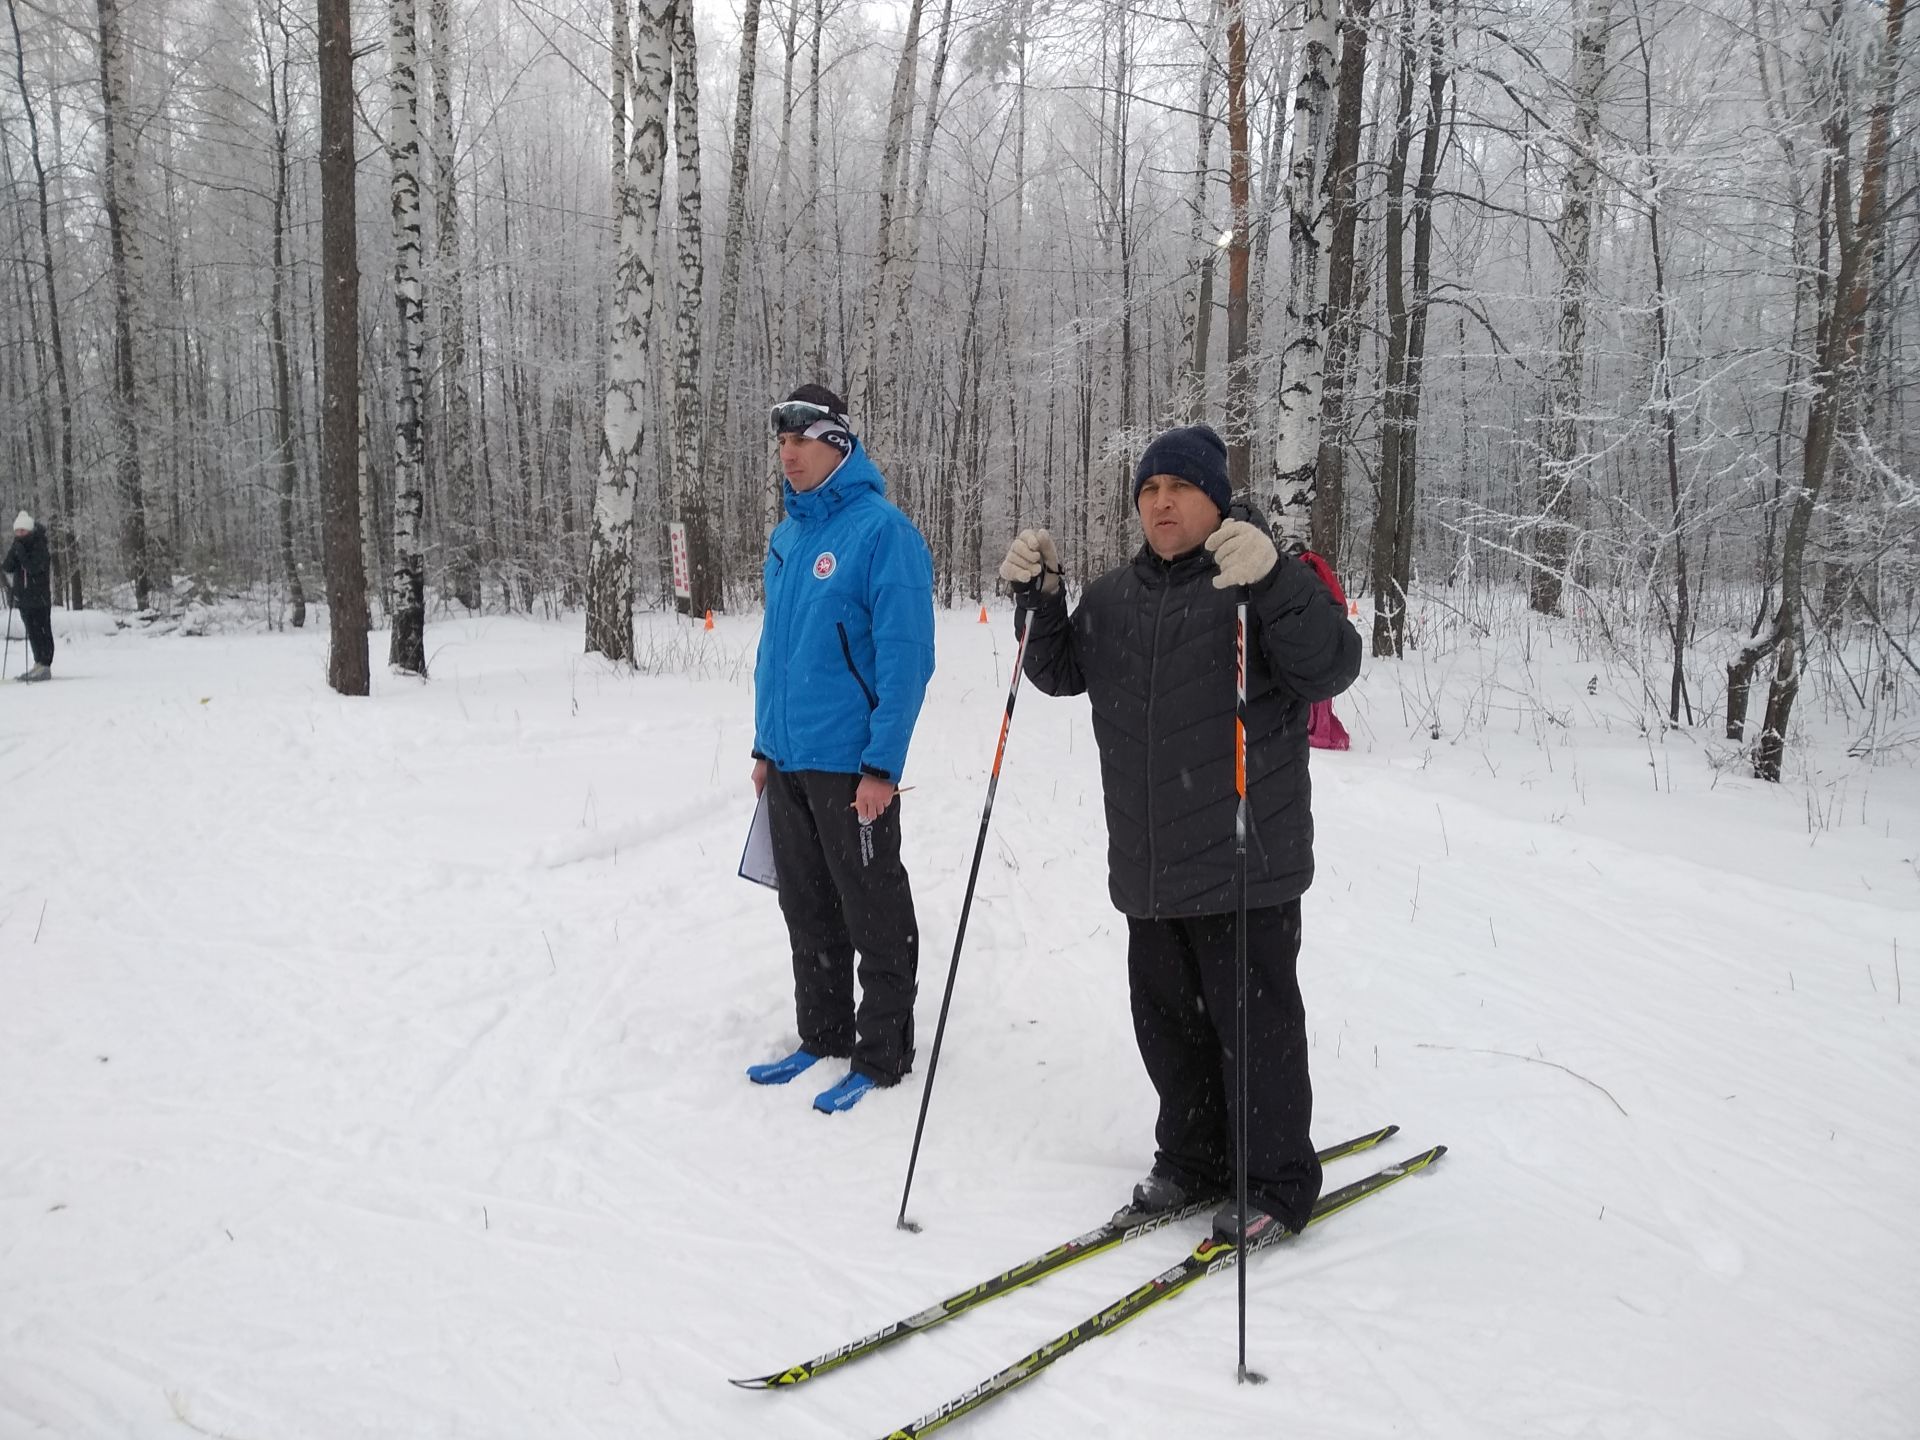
[0,0,1912,779]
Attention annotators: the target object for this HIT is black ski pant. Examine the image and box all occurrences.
[765,765,918,1085]
[1125,900,1321,1232]
[15,602,53,667]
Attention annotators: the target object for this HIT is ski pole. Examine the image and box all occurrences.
[1233,588,1265,1385]
[896,588,1036,1233]
[2,593,13,682]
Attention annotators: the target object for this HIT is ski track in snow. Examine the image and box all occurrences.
[0,607,1916,1439]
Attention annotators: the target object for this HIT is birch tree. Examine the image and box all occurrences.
[1223,0,1253,493]
[670,0,712,611]
[1529,0,1614,616]
[1311,0,1376,570]
[800,0,827,380]
[702,0,762,589]
[1173,3,1221,426]
[1267,0,1341,549]
[432,0,479,610]
[585,0,671,661]
[854,0,926,428]
[389,0,429,675]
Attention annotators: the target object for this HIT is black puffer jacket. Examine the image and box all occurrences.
[1020,541,1361,919]
[2,522,51,607]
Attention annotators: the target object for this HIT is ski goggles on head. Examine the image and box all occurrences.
[770,400,849,437]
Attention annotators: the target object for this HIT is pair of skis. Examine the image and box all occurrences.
[731,1124,1444,1436]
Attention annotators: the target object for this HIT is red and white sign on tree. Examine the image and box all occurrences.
[668,522,691,600]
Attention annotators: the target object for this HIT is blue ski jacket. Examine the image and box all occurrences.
[753,441,935,782]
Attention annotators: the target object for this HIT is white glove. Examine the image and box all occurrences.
[998,529,1062,594]
[1205,519,1277,589]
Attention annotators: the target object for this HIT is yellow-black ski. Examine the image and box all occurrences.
[876,1143,1447,1439]
[728,1123,1400,1390]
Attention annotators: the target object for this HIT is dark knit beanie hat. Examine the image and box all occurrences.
[1133,424,1231,518]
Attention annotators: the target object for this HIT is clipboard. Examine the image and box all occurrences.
[738,791,779,890]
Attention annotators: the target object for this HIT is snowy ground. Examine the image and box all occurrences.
[1,599,1915,1440]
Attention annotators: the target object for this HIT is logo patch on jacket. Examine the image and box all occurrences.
[813,552,836,580]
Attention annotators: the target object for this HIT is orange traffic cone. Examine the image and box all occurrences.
[978,605,989,624]
[1347,599,1359,619]
[704,609,715,631]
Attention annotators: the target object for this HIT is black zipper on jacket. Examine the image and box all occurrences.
[837,622,879,710]
[1144,578,1170,915]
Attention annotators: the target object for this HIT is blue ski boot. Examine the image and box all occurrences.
[746,1048,822,1086]
[812,1072,876,1115]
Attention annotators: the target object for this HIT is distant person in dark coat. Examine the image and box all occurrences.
[998,423,1361,1243]
[3,511,54,682]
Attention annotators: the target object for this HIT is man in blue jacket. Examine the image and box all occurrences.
[748,385,936,1115]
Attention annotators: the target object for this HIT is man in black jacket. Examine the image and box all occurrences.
[3,511,54,682]
[998,423,1361,1243]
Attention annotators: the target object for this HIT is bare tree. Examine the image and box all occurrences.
[670,0,712,612]
[93,0,151,608]
[8,0,77,609]
[432,0,479,610]
[586,0,672,661]
[1740,0,1908,780]
[1311,0,1377,570]
[703,0,763,602]
[319,0,370,693]
[854,0,927,428]
[1223,0,1253,494]
[1175,2,1220,425]
[1370,0,1447,657]
[258,0,304,626]
[1268,0,1341,549]
[389,0,429,675]
[1530,0,1614,616]
[1631,0,1690,722]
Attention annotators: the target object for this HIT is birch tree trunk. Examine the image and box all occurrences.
[1223,0,1253,494]
[1530,0,1613,616]
[432,0,480,610]
[1311,0,1377,570]
[94,0,151,609]
[388,0,429,675]
[1177,3,1220,425]
[9,0,78,609]
[887,0,955,437]
[319,0,370,693]
[610,0,629,221]
[853,0,926,426]
[670,0,713,612]
[1268,0,1341,549]
[703,0,762,594]
[769,0,798,387]
[1102,5,1135,568]
[802,0,825,379]
[585,0,671,660]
